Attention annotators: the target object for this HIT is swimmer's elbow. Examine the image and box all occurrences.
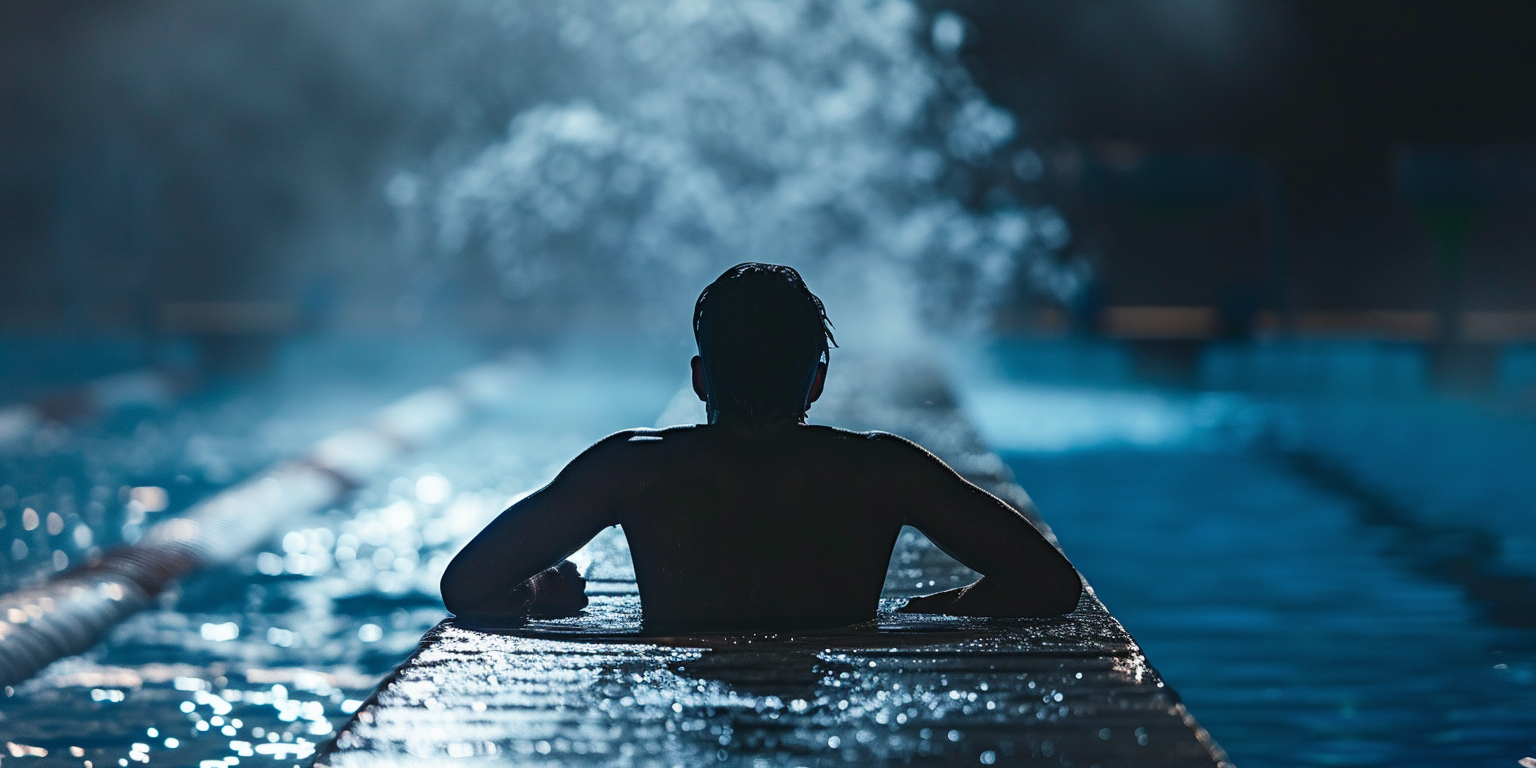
[439,571,468,616]
[439,561,482,616]
[992,580,1079,618]
[956,573,1081,618]
[1035,577,1083,617]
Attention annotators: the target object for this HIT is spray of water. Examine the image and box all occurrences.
[7,1,1085,340]
[400,0,1083,344]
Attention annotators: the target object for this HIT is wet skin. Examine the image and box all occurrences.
[441,360,1082,633]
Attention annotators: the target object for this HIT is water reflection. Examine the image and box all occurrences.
[972,341,1536,767]
[7,332,1536,767]
[668,646,834,702]
[328,604,1197,767]
[0,341,677,767]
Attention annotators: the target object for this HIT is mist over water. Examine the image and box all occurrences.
[3,0,1086,340]
[399,0,1081,343]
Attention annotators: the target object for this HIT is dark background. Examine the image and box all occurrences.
[2,1,1534,338]
[946,0,1536,317]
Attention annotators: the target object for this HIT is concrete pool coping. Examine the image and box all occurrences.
[319,355,1231,766]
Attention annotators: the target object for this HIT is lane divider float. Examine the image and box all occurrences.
[0,358,530,687]
[0,368,195,448]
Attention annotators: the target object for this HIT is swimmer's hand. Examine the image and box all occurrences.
[514,560,589,618]
[455,560,589,623]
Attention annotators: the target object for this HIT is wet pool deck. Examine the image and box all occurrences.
[319,357,1231,766]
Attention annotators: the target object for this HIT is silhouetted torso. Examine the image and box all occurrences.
[441,423,1081,633]
[618,425,908,631]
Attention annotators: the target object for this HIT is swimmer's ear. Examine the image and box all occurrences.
[807,361,827,405]
[691,356,708,402]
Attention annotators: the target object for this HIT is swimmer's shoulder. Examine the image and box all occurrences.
[586,424,716,462]
[583,425,701,453]
[548,427,687,489]
[798,424,915,444]
[583,424,930,458]
[798,425,935,461]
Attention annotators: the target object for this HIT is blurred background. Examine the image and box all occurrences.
[2,1,1534,766]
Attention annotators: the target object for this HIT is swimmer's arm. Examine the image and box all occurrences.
[890,437,1082,617]
[439,434,629,619]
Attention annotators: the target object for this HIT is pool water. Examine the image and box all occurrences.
[0,339,680,767]
[1005,449,1536,767]
[3,337,1534,766]
[961,342,1536,767]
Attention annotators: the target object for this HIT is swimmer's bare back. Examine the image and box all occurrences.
[440,423,1082,633]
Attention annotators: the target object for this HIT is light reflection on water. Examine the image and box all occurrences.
[0,340,678,767]
[965,342,1536,767]
[4,338,1535,765]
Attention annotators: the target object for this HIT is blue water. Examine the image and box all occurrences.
[964,339,1536,767]
[0,337,680,767]
[3,336,1536,766]
[1006,450,1536,766]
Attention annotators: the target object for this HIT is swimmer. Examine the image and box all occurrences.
[441,263,1081,632]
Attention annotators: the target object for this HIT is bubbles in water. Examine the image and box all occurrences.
[200,622,241,642]
[129,486,168,512]
[415,474,452,504]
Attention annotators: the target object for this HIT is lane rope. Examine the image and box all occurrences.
[0,357,530,687]
[0,367,194,448]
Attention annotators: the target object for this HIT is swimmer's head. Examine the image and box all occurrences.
[693,263,836,425]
